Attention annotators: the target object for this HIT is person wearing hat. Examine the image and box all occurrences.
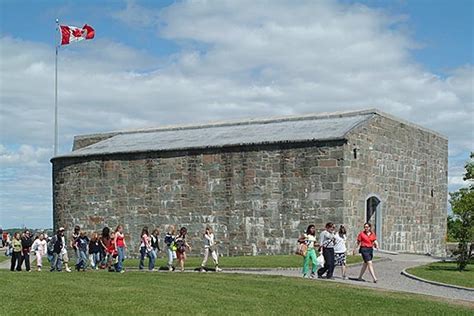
[50,227,71,272]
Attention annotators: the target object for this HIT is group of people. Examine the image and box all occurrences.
[150,225,221,272]
[5,222,377,282]
[6,225,128,273]
[299,222,378,283]
[5,224,222,274]
[7,230,34,272]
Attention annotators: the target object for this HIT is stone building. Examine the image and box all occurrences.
[51,109,448,256]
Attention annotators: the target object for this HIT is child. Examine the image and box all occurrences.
[334,225,347,280]
[175,227,191,272]
[200,227,222,272]
[89,233,101,270]
[75,231,89,271]
[164,226,176,271]
[32,233,47,271]
[10,232,22,271]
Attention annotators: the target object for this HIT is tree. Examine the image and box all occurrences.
[447,215,462,242]
[449,152,474,271]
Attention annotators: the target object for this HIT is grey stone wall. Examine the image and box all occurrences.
[342,115,448,256]
[52,141,346,256]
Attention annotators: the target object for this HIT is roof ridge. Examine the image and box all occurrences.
[74,108,378,140]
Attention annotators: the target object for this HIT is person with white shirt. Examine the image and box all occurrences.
[334,225,348,280]
[317,222,336,279]
[200,227,222,272]
[32,233,47,271]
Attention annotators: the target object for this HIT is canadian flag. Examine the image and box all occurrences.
[60,24,95,45]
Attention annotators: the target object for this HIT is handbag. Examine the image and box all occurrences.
[317,252,325,266]
[295,242,308,256]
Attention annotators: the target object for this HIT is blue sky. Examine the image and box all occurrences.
[0,0,473,228]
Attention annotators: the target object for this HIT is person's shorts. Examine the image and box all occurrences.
[61,252,69,263]
[176,250,186,260]
[359,247,373,262]
[335,252,346,266]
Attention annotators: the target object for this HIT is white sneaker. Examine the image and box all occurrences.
[65,268,72,273]
[38,268,41,272]
[215,267,222,272]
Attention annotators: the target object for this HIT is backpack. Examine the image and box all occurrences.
[175,239,186,252]
[164,234,174,246]
[47,236,57,255]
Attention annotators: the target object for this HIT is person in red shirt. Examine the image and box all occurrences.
[114,225,127,273]
[353,222,378,283]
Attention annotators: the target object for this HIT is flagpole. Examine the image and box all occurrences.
[54,18,59,157]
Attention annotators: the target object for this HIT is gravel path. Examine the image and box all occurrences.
[225,252,474,303]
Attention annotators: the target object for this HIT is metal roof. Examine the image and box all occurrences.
[58,112,374,158]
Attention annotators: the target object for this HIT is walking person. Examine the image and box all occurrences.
[10,232,22,271]
[71,226,81,269]
[298,225,318,278]
[138,227,152,271]
[149,229,160,271]
[75,231,89,271]
[200,227,222,272]
[353,222,378,283]
[2,231,8,248]
[99,227,111,269]
[317,222,336,279]
[20,230,33,272]
[109,231,118,272]
[334,225,347,280]
[175,227,191,272]
[114,225,127,273]
[4,233,12,257]
[32,233,47,272]
[50,227,71,272]
[164,226,176,271]
[89,233,101,270]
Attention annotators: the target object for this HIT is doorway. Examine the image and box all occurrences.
[366,195,382,246]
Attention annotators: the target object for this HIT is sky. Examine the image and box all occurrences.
[0,0,472,229]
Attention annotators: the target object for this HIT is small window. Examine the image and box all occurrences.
[353,148,357,159]
[431,189,434,197]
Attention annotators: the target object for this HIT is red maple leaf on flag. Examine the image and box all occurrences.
[72,28,83,38]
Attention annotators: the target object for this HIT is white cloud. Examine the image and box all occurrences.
[112,0,160,28]
[0,0,473,227]
[0,144,51,167]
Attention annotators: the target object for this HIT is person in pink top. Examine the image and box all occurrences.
[114,225,127,273]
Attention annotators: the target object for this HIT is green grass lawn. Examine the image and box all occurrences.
[124,254,365,269]
[0,270,471,315]
[406,261,474,288]
[0,255,10,263]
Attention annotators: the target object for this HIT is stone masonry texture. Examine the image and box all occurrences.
[51,110,448,257]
